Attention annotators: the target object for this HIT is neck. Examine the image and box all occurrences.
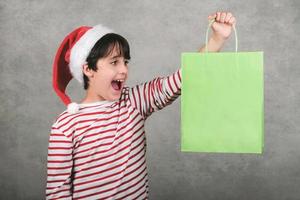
[81,87,106,104]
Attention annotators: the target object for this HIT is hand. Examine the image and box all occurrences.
[208,12,236,42]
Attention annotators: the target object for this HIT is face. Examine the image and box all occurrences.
[84,47,129,102]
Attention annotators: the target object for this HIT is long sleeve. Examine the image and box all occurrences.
[46,126,73,199]
[129,69,182,119]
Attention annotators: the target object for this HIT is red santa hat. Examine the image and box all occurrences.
[52,24,114,114]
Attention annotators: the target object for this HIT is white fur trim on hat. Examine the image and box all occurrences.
[69,24,114,84]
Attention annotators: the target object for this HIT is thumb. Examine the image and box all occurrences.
[208,13,217,21]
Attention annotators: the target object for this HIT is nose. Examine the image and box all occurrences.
[119,62,128,75]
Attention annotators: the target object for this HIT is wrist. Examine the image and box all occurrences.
[198,33,228,53]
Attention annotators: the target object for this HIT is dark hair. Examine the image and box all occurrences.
[83,33,131,90]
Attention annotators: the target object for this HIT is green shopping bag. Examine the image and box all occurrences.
[181,20,264,154]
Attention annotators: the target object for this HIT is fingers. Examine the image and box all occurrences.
[228,16,236,26]
[224,12,232,23]
[210,12,236,25]
[216,12,221,21]
[220,12,226,23]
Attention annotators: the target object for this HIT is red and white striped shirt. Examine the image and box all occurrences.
[46,69,182,199]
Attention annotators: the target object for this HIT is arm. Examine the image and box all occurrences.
[129,69,181,119]
[46,127,73,200]
[129,12,236,119]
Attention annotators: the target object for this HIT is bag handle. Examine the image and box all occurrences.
[205,19,238,52]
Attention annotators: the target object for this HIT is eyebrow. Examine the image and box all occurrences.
[110,55,121,59]
[109,55,129,60]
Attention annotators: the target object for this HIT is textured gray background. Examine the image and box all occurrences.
[1,0,299,199]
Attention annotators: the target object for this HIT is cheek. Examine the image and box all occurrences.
[94,73,112,88]
[93,67,117,88]
[94,76,108,88]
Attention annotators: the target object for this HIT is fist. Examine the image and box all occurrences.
[208,12,236,40]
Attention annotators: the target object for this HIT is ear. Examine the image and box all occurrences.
[82,63,94,78]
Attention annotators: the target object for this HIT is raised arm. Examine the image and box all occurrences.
[129,69,181,119]
[128,12,236,119]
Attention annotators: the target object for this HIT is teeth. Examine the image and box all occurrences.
[116,79,124,82]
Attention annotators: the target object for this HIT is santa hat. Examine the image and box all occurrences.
[52,24,114,114]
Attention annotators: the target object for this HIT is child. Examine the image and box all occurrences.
[47,12,236,199]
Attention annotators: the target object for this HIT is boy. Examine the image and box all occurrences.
[47,12,236,199]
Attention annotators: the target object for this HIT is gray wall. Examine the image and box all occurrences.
[1,0,299,199]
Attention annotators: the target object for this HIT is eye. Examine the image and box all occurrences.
[125,60,129,65]
[111,60,117,65]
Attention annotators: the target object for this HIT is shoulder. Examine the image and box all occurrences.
[51,107,95,138]
[51,109,78,132]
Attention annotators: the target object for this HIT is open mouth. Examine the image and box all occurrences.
[111,79,124,91]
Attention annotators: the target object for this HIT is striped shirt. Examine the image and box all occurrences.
[46,69,182,199]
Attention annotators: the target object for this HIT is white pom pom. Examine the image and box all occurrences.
[67,102,80,114]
